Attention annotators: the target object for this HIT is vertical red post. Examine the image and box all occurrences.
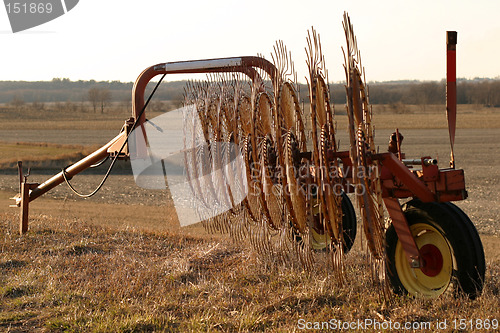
[446,31,457,169]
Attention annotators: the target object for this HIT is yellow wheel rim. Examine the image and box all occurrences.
[310,227,331,250]
[308,197,331,250]
[395,223,455,298]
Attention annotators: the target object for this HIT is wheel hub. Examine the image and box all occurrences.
[419,244,444,277]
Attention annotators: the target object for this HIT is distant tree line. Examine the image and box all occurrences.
[318,79,500,108]
[0,78,186,105]
[1,78,500,110]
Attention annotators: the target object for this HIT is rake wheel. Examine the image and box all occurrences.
[182,82,222,225]
[343,12,385,261]
[280,82,309,233]
[242,135,260,222]
[306,29,344,249]
[238,95,260,222]
[252,92,284,230]
[261,135,284,229]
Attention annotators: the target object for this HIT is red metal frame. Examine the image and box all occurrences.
[131,57,277,127]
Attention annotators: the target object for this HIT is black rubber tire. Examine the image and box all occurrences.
[292,192,357,253]
[340,192,357,253]
[386,199,485,299]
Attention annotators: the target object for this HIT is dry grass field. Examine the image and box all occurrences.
[0,107,499,332]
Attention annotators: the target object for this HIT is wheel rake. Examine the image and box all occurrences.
[343,15,387,288]
[11,13,485,299]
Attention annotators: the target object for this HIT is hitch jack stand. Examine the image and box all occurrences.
[10,161,39,234]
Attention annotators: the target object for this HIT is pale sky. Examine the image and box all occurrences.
[1,0,499,83]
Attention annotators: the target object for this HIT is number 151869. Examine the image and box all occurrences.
[6,2,53,14]
[452,319,498,330]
